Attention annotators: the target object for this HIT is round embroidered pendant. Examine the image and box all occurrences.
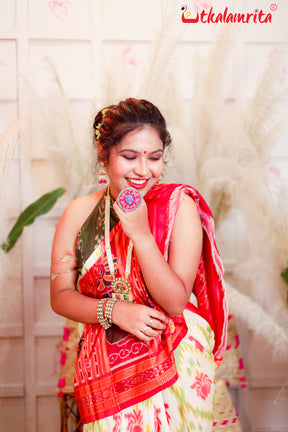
[111,277,133,302]
[117,187,142,211]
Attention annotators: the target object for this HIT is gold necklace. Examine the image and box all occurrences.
[105,187,133,302]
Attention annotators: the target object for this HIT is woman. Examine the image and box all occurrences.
[50,98,227,431]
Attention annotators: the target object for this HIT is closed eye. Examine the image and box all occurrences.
[122,155,136,160]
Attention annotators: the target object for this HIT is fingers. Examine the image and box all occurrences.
[112,302,169,342]
[113,200,124,217]
[137,323,162,342]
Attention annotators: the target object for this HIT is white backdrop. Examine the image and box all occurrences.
[0,1,288,431]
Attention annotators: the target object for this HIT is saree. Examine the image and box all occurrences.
[74,183,227,431]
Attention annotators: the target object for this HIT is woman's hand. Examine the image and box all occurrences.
[113,199,151,243]
[112,301,168,341]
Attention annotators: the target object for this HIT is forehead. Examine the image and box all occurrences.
[116,125,163,151]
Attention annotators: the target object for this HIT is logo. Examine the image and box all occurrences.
[181,4,275,23]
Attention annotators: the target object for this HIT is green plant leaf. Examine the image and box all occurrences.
[281,267,288,285]
[281,267,288,304]
[1,187,66,253]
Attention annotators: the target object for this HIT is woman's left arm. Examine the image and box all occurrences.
[113,195,203,317]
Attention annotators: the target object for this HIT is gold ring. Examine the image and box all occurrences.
[149,318,153,325]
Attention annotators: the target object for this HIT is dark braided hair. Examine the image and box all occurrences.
[93,98,172,162]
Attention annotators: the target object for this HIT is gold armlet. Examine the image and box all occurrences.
[51,267,78,280]
[51,254,73,264]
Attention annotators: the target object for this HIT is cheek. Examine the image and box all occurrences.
[107,160,127,178]
[154,161,164,176]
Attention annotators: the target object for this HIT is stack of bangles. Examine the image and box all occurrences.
[96,298,118,329]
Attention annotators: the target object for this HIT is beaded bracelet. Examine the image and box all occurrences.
[104,298,117,325]
[96,299,110,329]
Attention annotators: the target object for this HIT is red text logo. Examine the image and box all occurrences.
[181,4,276,24]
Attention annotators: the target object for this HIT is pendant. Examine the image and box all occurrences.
[117,187,142,211]
[111,277,133,302]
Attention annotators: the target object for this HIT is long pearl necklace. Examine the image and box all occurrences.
[105,187,133,302]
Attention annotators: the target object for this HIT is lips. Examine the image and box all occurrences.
[125,177,150,189]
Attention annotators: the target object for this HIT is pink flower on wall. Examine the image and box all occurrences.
[48,1,72,22]
[123,46,138,67]
[269,48,287,85]
[192,0,211,12]
[267,165,285,198]
[191,372,212,400]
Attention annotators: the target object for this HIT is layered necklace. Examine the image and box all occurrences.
[104,187,134,302]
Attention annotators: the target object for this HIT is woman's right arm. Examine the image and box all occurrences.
[50,197,101,324]
[50,197,167,338]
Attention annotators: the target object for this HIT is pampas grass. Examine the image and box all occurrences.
[180,25,288,356]
[0,121,22,321]
[21,58,97,200]
[227,283,288,357]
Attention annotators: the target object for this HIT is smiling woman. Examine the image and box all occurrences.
[50,98,227,431]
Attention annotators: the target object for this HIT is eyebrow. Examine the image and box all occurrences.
[118,149,164,154]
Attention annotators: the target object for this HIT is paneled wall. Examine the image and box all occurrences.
[0,1,287,431]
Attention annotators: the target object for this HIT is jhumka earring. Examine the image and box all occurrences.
[98,162,107,184]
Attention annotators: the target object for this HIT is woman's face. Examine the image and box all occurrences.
[106,125,164,199]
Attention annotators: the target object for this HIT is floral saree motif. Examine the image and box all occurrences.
[74,183,227,427]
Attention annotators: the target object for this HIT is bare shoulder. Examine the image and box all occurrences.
[171,193,203,245]
[55,189,104,237]
[175,194,202,227]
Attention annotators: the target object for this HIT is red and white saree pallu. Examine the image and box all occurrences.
[74,184,227,431]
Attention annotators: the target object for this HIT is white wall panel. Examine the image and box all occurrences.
[29,41,92,99]
[102,42,150,99]
[102,0,163,40]
[239,387,288,432]
[34,277,63,327]
[32,218,57,267]
[0,247,22,330]
[0,338,24,384]
[0,398,25,432]
[0,0,16,29]
[0,41,17,99]
[0,102,18,127]
[36,395,61,432]
[28,0,92,37]
[242,332,288,386]
[31,160,60,197]
[36,336,62,384]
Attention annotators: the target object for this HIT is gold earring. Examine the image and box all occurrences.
[98,162,107,185]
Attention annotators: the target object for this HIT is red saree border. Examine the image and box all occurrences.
[75,349,178,423]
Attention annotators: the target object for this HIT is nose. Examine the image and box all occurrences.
[134,156,149,177]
